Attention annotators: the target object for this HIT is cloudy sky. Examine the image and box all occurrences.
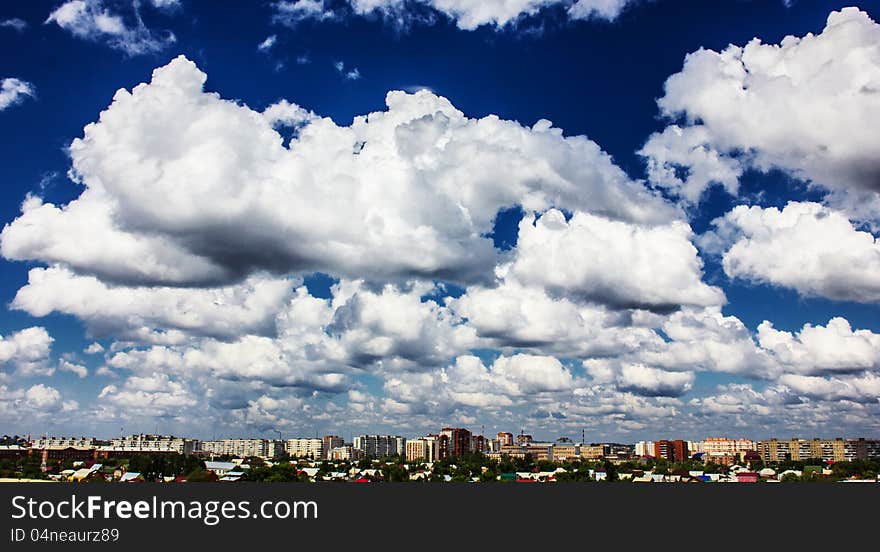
[1,0,879,442]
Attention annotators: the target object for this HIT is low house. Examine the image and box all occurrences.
[205,461,237,477]
[735,472,759,483]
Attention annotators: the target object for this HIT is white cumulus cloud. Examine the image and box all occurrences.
[704,202,880,302]
[641,8,880,217]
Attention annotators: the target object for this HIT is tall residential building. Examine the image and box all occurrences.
[635,441,655,457]
[440,428,472,457]
[579,444,605,460]
[31,436,99,449]
[287,438,324,459]
[425,434,447,460]
[329,445,361,461]
[353,435,405,458]
[105,434,196,456]
[516,433,534,445]
[654,440,689,462]
[266,440,286,459]
[701,437,756,456]
[200,439,273,458]
[552,444,579,461]
[756,438,880,463]
[322,436,344,459]
[497,432,514,446]
[406,438,440,462]
[471,434,486,453]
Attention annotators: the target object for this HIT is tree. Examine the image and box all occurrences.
[185,468,218,482]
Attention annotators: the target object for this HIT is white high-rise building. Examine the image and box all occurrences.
[108,434,196,455]
[353,435,406,458]
[200,439,270,458]
[287,438,324,459]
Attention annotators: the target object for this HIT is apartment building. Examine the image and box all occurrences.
[287,438,324,459]
[757,438,880,463]
[201,439,271,458]
[322,436,344,459]
[353,435,406,458]
[102,434,197,456]
[440,428,472,457]
[31,436,100,449]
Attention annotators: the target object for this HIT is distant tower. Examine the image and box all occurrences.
[40,448,48,473]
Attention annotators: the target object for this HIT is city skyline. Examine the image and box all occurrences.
[1,1,880,442]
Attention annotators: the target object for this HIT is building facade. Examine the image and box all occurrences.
[440,428,472,458]
[322,436,344,459]
[100,434,197,456]
[200,439,270,458]
[287,438,324,459]
[353,435,405,458]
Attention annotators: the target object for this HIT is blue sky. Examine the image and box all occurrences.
[0,0,879,442]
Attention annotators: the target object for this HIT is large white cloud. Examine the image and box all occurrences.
[507,209,724,309]
[0,327,54,377]
[584,360,694,397]
[450,278,662,357]
[0,384,77,424]
[640,8,880,215]
[11,266,294,341]
[1,55,675,289]
[101,280,475,389]
[703,202,880,303]
[758,317,880,375]
[778,373,880,404]
[98,372,196,417]
[46,0,176,55]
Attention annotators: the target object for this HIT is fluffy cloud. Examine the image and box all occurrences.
[778,373,880,404]
[58,359,88,378]
[585,360,694,397]
[0,384,75,422]
[758,317,880,375]
[638,125,742,204]
[0,78,35,111]
[450,278,661,357]
[272,0,335,25]
[507,209,723,310]
[635,307,777,378]
[0,327,54,377]
[46,0,176,55]
[102,280,476,383]
[703,202,880,303]
[84,342,104,354]
[382,353,576,415]
[274,1,638,30]
[641,8,880,215]
[1,55,674,289]
[98,373,195,417]
[11,266,294,341]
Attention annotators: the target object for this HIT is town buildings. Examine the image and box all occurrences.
[353,435,406,458]
[287,438,324,459]
[98,434,197,457]
[200,438,280,459]
[756,438,880,463]
[440,428,472,458]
